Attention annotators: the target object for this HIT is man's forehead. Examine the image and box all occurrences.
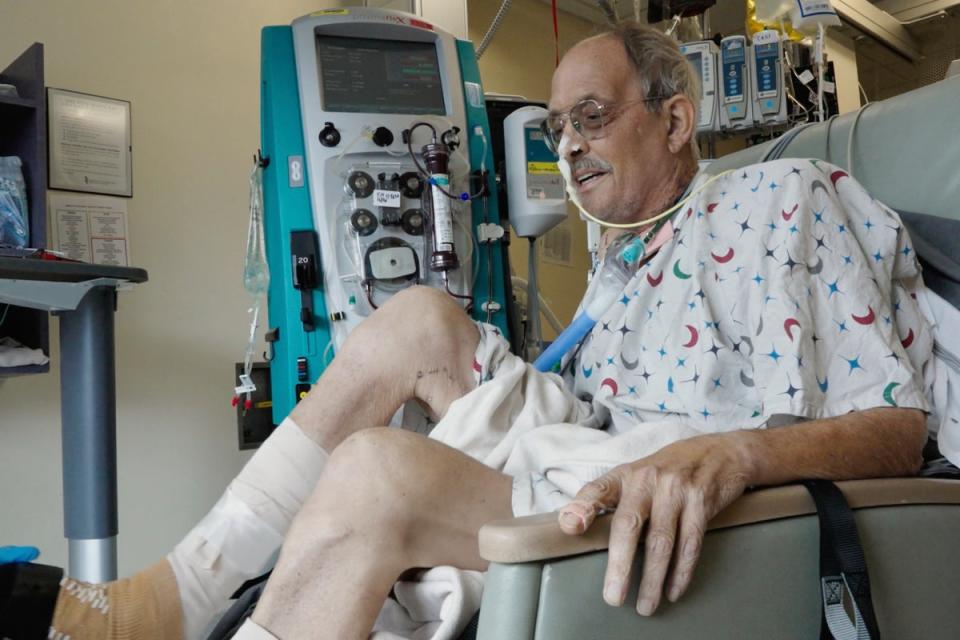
[548,35,638,111]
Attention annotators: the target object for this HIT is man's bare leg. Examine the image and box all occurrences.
[159,286,482,637]
[252,428,514,640]
[291,285,481,451]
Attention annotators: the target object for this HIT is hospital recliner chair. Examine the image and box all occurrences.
[473,74,960,639]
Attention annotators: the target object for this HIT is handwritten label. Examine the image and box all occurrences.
[373,189,401,208]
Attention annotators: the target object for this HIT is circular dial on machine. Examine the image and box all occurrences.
[401,208,425,236]
[347,171,374,198]
[350,208,378,236]
[399,172,424,198]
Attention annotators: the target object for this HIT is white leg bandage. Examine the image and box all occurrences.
[167,418,328,639]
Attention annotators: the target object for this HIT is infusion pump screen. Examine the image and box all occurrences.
[316,35,446,115]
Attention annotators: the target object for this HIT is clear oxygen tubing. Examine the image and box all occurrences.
[238,161,270,404]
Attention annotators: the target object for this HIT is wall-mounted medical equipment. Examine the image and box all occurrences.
[751,30,788,126]
[259,8,511,423]
[719,35,755,130]
[503,107,565,239]
[502,105,565,362]
[679,41,720,133]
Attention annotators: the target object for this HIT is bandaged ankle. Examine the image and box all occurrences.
[49,559,182,640]
[168,417,328,639]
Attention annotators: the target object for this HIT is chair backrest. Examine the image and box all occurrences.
[704,76,960,223]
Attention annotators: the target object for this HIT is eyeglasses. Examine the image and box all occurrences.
[539,97,666,155]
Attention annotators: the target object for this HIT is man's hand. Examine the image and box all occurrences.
[556,407,926,618]
[557,432,753,616]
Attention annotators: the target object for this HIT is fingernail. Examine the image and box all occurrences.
[604,580,623,606]
[668,586,682,602]
[637,596,656,616]
[560,512,582,529]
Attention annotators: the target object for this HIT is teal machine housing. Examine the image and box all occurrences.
[260,11,510,424]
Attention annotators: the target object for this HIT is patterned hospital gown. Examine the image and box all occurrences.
[569,158,933,436]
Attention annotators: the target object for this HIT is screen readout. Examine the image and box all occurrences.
[316,35,445,114]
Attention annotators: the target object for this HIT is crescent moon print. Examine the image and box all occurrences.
[851,306,876,325]
[600,378,618,395]
[883,382,900,406]
[811,180,829,199]
[683,325,699,348]
[673,260,692,280]
[901,328,915,348]
[830,170,849,188]
[784,318,800,341]
[711,248,735,263]
[647,271,663,287]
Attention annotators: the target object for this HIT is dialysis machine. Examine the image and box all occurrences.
[260,8,512,423]
[679,40,720,133]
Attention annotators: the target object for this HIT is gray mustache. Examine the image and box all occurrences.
[570,158,612,173]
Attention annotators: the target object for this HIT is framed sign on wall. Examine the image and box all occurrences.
[47,88,132,197]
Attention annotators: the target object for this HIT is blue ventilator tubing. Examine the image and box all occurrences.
[531,233,644,373]
[533,312,597,372]
[532,266,630,372]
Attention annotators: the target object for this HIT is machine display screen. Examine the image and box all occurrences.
[316,35,446,115]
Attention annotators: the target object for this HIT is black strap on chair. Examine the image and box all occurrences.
[803,480,881,640]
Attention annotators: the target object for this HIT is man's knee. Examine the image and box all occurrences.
[364,286,477,354]
[320,428,432,528]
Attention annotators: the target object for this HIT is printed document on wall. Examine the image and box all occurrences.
[49,192,130,266]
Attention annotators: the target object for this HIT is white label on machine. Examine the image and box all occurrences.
[373,189,401,208]
[369,245,418,279]
[431,174,455,247]
[798,70,815,85]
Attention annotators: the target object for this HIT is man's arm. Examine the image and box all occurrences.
[557,407,927,616]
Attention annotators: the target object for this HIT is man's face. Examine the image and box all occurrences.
[549,36,673,226]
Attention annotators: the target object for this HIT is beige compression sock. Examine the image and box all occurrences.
[48,559,183,640]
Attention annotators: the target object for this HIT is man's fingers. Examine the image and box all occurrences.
[664,497,706,604]
[602,488,652,606]
[635,483,682,616]
[558,473,623,534]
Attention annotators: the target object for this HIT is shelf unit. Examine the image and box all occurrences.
[0,43,49,377]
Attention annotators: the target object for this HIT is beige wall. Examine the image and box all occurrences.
[469,0,600,336]
[0,0,322,576]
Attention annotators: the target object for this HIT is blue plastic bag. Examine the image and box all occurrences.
[0,156,29,247]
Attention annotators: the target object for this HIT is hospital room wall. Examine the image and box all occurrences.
[468,0,600,338]
[0,0,324,577]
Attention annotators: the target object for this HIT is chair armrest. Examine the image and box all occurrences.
[478,477,960,564]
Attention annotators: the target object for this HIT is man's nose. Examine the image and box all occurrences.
[560,123,588,162]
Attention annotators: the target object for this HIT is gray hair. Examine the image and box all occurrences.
[600,21,701,158]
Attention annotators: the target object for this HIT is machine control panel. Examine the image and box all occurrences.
[720,36,755,130]
[680,41,719,133]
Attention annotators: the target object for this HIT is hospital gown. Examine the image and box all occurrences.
[428,158,934,522]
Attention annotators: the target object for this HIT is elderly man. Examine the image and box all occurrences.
[25,20,930,640]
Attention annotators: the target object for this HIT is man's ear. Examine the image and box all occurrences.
[662,95,696,155]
